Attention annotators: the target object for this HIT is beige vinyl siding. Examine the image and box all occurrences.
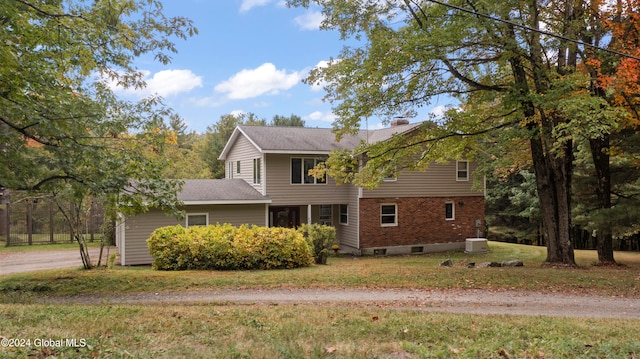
[121,209,179,265]
[337,186,360,249]
[362,162,482,198]
[225,134,263,192]
[121,204,268,265]
[265,154,351,205]
[187,204,267,226]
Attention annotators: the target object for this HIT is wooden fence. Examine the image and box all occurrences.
[0,194,105,246]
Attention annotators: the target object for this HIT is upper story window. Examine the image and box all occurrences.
[186,213,208,227]
[456,160,469,181]
[228,162,233,179]
[380,204,398,227]
[253,158,261,184]
[236,160,241,174]
[291,157,326,184]
[383,166,397,182]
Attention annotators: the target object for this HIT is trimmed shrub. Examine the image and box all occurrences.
[298,223,336,265]
[147,224,313,270]
[146,225,188,270]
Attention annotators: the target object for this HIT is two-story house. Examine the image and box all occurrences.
[116,121,484,265]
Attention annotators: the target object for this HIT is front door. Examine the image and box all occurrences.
[269,207,300,228]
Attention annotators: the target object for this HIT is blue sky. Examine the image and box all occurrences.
[112,0,449,133]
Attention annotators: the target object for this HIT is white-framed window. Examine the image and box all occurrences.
[339,204,348,225]
[253,158,261,184]
[291,157,326,184]
[319,204,332,225]
[380,203,398,226]
[445,202,455,220]
[456,160,469,181]
[228,162,233,179]
[383,166,397,182]
[236,160,241,174]
[186,213,208,227]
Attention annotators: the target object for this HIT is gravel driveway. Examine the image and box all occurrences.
[39,287,640,319]
[0,246,115,275]
[2,248,639,320]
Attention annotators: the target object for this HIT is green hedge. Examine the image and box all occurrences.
[147,224,314,270]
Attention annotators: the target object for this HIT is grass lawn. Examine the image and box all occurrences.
[1,241,639,358]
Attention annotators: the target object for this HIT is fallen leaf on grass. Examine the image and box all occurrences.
[325,347,337,353]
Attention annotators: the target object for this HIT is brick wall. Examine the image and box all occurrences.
[359,196,485,248]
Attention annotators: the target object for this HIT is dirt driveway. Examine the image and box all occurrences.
[0,247,115,275]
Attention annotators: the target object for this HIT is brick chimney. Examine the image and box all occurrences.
[390,119,410,127]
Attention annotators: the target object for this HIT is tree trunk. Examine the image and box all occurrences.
[530,133,576,265]
[509,18,576,265]
[589,135,616,264]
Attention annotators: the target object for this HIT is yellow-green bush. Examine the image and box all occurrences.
[298,223,336,265]
[147,224,313,270]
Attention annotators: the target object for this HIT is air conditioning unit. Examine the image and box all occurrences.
[465,238,488,254]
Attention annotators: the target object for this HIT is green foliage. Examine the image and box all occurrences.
[147,224,313,270]
[0,0,196,218]
[200,113,266,178]
[271,114,305,127]
[297,223,336,264]
[287,0,640,264]
[201,112,304,179]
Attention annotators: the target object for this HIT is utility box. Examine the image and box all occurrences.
[465,238,488,254]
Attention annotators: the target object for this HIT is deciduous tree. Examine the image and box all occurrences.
[289,0,636,265]
[0,0,196,268]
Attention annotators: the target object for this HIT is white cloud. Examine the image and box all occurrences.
[429,105,448,118]
[145,69,203,97]
[306,110,336,123]
[104,69,202,98]
[309,60,331,91]
[240,0,272,12]
[230,110,246,117]
[214,63,301,100]
[293,10,324,30]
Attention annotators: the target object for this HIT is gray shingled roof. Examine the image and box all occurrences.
[237,125,364,153]
[179,179,270,204]
[236,122,423,153]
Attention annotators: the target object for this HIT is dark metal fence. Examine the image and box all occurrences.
[0,193,105,246]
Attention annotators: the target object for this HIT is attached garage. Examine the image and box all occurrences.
[116,179,271,265]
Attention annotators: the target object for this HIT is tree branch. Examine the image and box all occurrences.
[367,115,519,160]
[442,58,508,92]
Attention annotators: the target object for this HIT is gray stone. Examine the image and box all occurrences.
[478,262,501,268]
[501,260,524,267]
[440,259,453,267]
